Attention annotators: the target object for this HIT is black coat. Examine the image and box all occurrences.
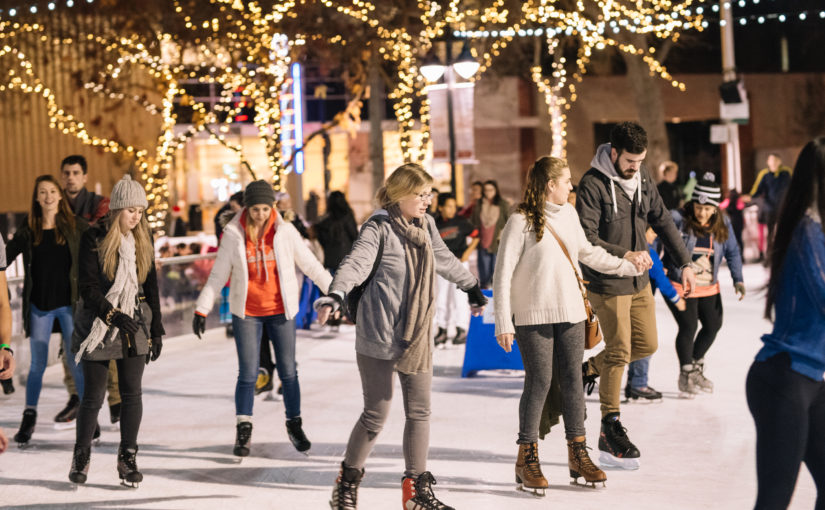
[315,213,358,271]
[576,167,691,296]
[72,223,164,360]
[5,216,87,337]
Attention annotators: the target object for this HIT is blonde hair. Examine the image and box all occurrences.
[100,210,154,283]
[242,207,272,246]
[375,163,434,209]
[516,156,568,242]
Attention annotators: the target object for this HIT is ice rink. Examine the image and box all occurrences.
[0,264,817,509]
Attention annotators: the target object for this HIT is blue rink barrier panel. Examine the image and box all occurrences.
[461,289,524,377]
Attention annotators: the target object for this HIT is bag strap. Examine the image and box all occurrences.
[362,216,386,286]
[545,223,590,307]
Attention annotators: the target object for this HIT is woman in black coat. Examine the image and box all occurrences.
[69,175,164,487]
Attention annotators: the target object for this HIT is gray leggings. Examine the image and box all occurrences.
[516,321,586,443]
[343,353,431,478]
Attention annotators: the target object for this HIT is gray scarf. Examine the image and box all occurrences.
[387,204,436,375]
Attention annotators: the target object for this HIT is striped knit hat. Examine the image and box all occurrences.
[692,172,722,206]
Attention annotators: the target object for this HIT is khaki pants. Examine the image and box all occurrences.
[587,284,658,418]
[63,356,121,406]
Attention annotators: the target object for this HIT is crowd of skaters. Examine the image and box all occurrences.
[0,126,821,510]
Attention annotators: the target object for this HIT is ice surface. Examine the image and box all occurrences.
[0,264,817,509]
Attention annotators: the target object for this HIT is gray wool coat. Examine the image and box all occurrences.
[330,210,478,361]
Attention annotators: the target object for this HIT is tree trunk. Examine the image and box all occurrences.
[369,52,385,195]
[620,35,671,175]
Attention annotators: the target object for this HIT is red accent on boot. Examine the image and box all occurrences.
[402,477,416,509]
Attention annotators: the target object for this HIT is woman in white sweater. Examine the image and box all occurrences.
[494,156,642,494]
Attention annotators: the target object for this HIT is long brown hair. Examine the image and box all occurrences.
[516,156,567,242]
[100,210,154,283]
[29,175,76,246]
[683,201,729,243]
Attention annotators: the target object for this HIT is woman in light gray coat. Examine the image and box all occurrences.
[316,163,487,510]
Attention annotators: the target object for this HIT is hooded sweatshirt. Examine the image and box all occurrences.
[576,143,691,296]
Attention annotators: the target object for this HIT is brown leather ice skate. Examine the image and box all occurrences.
[515,442,548,496]
[568,438,607,488]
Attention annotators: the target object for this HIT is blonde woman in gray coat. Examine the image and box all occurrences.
[315,163,487,510]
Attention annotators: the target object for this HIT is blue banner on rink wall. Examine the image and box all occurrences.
[461,289,524,377]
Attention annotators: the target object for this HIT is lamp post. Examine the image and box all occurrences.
[421,39,479,196]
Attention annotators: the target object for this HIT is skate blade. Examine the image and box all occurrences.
[570,478,606,488]
[678,391,698,400]
[598,451,640,470]
[516,484,546,497]
[263,391,281,402]
[120,480,139,489]
[54,421,77,431]
[16,441,33,449]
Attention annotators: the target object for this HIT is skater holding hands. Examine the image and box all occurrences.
[315,163,486,510]
[494,156,642,494]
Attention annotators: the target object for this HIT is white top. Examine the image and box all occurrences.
[493,202,640,335]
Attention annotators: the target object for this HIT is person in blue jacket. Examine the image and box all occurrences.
[747,138,825,510]
[662,173,745,397]
[624,227,686,401]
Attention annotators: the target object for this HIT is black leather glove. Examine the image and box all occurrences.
[146,337,162,364]
[466,284,488,308]
[192,314,206,339]
[111,311,140,335]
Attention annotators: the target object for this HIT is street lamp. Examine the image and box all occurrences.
[421,39,478,196]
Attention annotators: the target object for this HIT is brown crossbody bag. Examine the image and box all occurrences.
[545,224,604,349]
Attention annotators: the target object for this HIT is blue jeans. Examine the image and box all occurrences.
[28,304,83,407]
[232,314,300,419]
[477,247,497,289]
[627,356,650,389]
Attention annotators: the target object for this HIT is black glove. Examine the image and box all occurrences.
[466,284,488,308]
[146,337,162,364]
[111,311,140,335]
[192,314,206,339]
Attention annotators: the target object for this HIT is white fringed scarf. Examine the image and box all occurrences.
[75,232,139,362]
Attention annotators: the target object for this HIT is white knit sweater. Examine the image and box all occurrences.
[493,202,640,336]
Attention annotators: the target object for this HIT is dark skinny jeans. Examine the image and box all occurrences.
[665,293,723,366]
[746,352,825,510]
[76,356,145,449]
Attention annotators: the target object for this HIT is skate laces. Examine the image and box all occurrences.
[336,478,358,507]
[582,363,597,396]
[413,472,445,506]
[72,446,90,471]
[572,442,596,469]
[610,421,636,452]
[118,448,138,471]
[237,422,252,445]
[523,444,543,477]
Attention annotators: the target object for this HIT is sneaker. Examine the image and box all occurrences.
[598,414,640,470]
[234,421,253,457]
[109,403,121,424]
[55,394,80,423]
[679,365,700,397]
[625,386,663,401]
[286,417,311,453]
[583,361,598,396]
[452,327,467,346]
[691,360,714,393]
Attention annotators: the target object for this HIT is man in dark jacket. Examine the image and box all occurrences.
[58,154,121,427]
[745,153,792,259]
[576,122,695,470]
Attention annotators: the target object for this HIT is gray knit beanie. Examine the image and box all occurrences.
[244,180,276,208]
[110,174,149,210]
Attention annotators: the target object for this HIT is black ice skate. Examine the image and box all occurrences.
[68,444,91,484]
[54,394,80,430]
[234,421,253,457]
[329,462,364,510]
[117,445,143,488]
[452,327,467,346]
[14,408,37,446]
[582,360,599,396]
[598,414,640,470]
[286,417,311,453]
[624,385,663,402]
[434,328,448,347]
[402,472,454,510]
[109,403,121,424]
[1,378,14,395]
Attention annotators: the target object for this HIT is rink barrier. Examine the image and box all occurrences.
[461,289,524,377]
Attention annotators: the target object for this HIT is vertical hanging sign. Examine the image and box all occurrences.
[281,62,305,174]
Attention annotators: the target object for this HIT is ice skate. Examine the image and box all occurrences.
[568,438,607,488]
[598,414,640,470]
[255,368,273,396]
[678,365,700,398]
[109,403,121,424]
[54,394,79,424]
[92,423,101,446]
[433,327,448,348]
[286,417,311,454]
[14,408,37,446]
[691,360,714,393]
[68,444,91,484]
[624,384,663,402]
[514,442,548,496]
[402,471,454,509]
[1,378,14,395]
[451,327,466,346]
[329,462,363,510]
[117,445,142,488]
[234,421,253,457]
[582,360,599,396]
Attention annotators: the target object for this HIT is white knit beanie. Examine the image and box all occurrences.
[110,174,149,210]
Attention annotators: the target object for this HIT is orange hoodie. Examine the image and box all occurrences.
[240,211,285,317]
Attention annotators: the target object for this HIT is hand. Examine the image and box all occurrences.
[623,251,653,272]
[470,305,485,317]
[146,337,162,364]
[466,285,488,308]
[0,350,14,380]
[735,282,746,301]
[313,295,342,326]
[675,299,687,312]
[0,427,7,454]
[681,266,697,298]
[111,311,140,335]
[497,333,514,353]
[192,313,206,339]
[317,305,333,326]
